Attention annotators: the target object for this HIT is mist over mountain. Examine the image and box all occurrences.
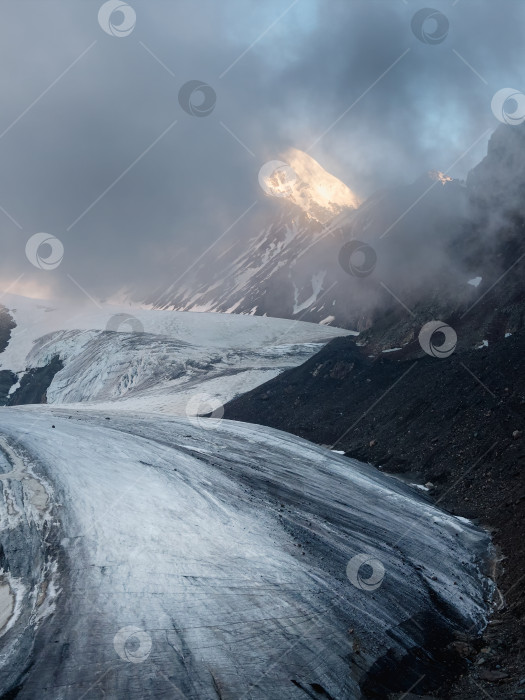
[148,123,525,342]
[1,1,524,304]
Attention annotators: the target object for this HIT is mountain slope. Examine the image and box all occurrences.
[148,124,525,341]
[148,170,468,330]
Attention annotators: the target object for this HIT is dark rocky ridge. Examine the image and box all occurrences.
[0,305,15,354]
[0,370,16,405]
[0,305,17,403]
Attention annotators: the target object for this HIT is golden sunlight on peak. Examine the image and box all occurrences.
[429,170,454,185]
[261,148,361,224]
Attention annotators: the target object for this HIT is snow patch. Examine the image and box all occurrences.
[292,270,327,314]
[411,483,430,492]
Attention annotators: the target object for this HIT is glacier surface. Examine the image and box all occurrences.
[0,406,491,699]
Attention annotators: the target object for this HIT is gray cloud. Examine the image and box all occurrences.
[0,0,524,303]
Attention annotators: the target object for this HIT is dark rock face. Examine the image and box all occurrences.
[7,357,63,406]
[0,305,16,354]
[467,122,525,211]
[0,306,18,404]
[0,371,17,405]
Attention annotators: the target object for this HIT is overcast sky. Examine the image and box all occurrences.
[0,0,524,303]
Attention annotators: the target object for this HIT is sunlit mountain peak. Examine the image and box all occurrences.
[261,148,361,223]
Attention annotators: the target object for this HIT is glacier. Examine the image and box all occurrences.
[0,294,351,412]
[0,407,492,698]
[0,296,493,698]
